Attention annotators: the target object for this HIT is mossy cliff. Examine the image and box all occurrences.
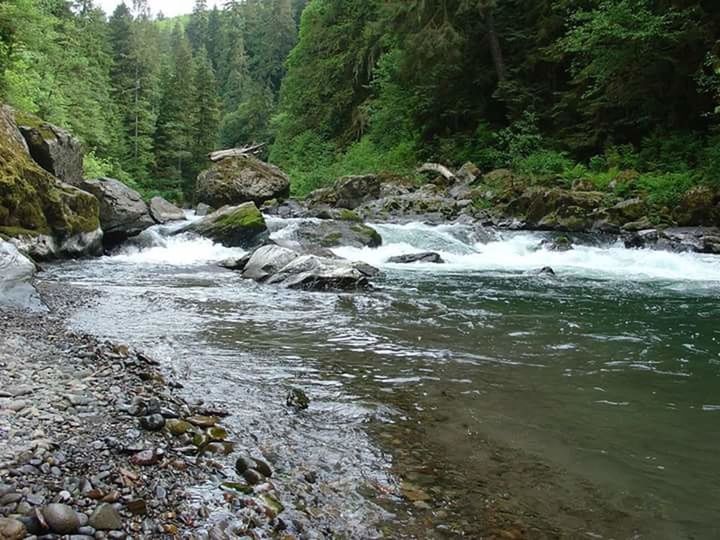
[0,106,99,240]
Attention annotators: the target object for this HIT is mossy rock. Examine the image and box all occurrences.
[292,219,382,249]
[181,202,269,248]
[336,209,363,222]
[0,106,99,239]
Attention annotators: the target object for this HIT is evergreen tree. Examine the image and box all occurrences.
[187,0,209,52]
[192,45,220,175]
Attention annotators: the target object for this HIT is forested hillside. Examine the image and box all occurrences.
[1,0,719,204]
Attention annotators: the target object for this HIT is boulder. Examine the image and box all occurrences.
[0,106,100,254]
[291,219,382,249]
[196,155,290,208]
[180,202,268,248]
[80,178,155,246]
[196,202,213,216]
[540,235,573,252]
[674,186,720,226]
[149,196,185,224]
[242,245,299,281]
[505,187,604,231]
[16,112,83,186]
[333,175,381,209]
[266,254,374,291]
[8,228,103,261]
[387,252,444,264]
[456,162,481,183]
[0,240,44,311]
[606,198,646,225]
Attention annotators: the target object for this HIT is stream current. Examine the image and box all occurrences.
[44,215,720,539]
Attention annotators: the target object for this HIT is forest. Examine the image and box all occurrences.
[1,0,720,205]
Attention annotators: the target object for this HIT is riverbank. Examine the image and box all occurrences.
[0,283,285,539]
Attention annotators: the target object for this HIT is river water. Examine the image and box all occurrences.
[44,216,720,539]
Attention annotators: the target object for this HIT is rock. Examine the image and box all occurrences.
[242,469,264,485]
[290,220,382,249]
[219,253,251,271]
[353,262,381,277]
[621,216,653,231]
[0,240,44,310]
[534,266,556,276]
[42,503,80,534]
[0,106,100,253]
[17,113,83,186]
[178,202,268,249]
[506,187,604,231]
[286,388,310,410]
[139,414,165,431]
[253,458,273,478]
[88,504,122,531]
[242,245,299,281]
[266,254,375,291]
[387,252,444,264]
[456,162,480,183]
[8,228,103,261]
[0,517,26,540]
[540,235,573,252]
[186,415,219,428]
[607,198,646,225]
[674,186,719,226]
[333,175,381,209]
[165,419,193,436]
[148,197,185,224]
[126,500,146,516]
[195,202,213,216]
[80,178,154,246]
[624,228,659,249]
[196,155,290,207]
[129,449,160,466]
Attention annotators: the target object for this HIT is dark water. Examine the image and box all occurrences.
[44,218,720,538]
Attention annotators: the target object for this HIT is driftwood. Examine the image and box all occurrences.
[209,143,265,162]
[418,162,456,181]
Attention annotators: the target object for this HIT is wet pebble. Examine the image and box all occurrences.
[139,414,165,431]
[88,503,122,531]
[42,503,80,534]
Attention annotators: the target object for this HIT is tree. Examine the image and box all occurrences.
[192,45,220,175]
[187,0,209,51]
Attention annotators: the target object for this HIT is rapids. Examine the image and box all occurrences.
[43,216,720,538]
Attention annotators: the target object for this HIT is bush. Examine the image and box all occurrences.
[637,171,697,206]
[514,149,574,177]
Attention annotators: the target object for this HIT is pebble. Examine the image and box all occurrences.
[186,415,218,428]
[88,503,122,531]
[42,503,81,534]
[139,414,165,431]
[0,517,26,540]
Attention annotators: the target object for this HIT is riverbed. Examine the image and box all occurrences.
[43,216,720,538]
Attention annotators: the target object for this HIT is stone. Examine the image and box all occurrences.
[252,458,273,478]
[126,500,146,516]
[0,240,44,311]
[196,155,290,208]
[195,203,213,217]
[456,162,480,183]
[534,266,556,276]
[540,235,573,252]
[286,388,310,410]
[219,254,251,271]
[139,414,165,431]
[234,456,254,475]
[165,419,193,436]
[242,469,264,485]
[17,118,83,186]
[674,186,719,226]
[332,175,381,209]
[42,503,80,534]
[80,178,155,247]
[148,197,185,224]
[266,254,375,291]
[387,252,444,264]
[178,202,268,249]
[88,504,122,531]
[607,198,646,224]
[186,415,218,428]
[242,245,299,281]
[129,449,160,466]
[290,220,382,249]
[0,517,26,540]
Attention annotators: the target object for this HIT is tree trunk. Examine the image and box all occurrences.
[486,10,506,83]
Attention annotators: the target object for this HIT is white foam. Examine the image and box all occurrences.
[333,222,720,282]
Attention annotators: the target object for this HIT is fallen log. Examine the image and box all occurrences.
[209,143,266,162]
[418,162,456,181]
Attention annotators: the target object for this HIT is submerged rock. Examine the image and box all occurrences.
[149,196,185,224]
[81,178,155,246]
[534,266,556,276]
[179,202,268,249]
[286,388,310,410]
[196,155,290,208]
[219,253,251,271]
[540,235,573,252]
[387,252,444,264]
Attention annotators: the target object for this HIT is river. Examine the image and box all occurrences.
[43,215,720,539]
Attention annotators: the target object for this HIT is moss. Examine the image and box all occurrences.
[213,203,266,231]
[320,232,343,247]
[337,208,362,222]
[14,110,55,140]
[351,224,382,246]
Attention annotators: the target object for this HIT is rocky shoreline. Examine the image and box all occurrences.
[0,284,288,539]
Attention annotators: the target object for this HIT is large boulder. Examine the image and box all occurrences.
[0,240,44,310]
[180,202,268,248]
[333,175,381,209]
[674,186,720,227]
[266,254,375,291]
[291,219,382,249]
[242,245,299,281]
[0,105,101,257]
[196,156,290,208]
[15,111,84,186]
[504,187,605,231]
[80,178,155,246]
[149,196,185,224]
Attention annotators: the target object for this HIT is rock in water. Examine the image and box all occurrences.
[333,175,381,209]
[42,503,80,534]
[286,388,310,410]
[17,114,84,186]
[196,155,290,208]
[242,245,299,281]
[219,253,251,271]
[0,240,44,311]
[534,266,556,276]
[80,178,155,246]
[291,220,382,249]
[149,196,185,224]
[387,252,444,264]
[88,503,122,530]
[195,202,213,216]
[139,414,165,431]
[266,254,375,291]
[178,202,268,248]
